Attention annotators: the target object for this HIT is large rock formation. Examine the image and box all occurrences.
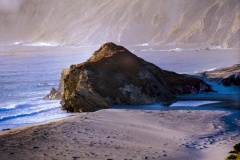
[196,64,240,86]
[62,42,211,112]
[44,68,69,100]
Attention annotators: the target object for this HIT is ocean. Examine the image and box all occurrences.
[0,46,95,130]
[0,45,239,130]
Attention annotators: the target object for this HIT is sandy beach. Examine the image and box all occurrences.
[0,0,239,159]
[0,46,239,160]
[0,103,239,160]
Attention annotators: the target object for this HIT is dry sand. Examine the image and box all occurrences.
[0,107,239,160]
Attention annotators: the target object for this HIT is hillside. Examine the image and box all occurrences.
[0,0,239,47]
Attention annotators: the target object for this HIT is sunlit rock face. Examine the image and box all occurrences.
[44,87,62,100]
[0,0,239,48]
[62,43,211,112]
[196,64,240,86]
[44,68,69,100]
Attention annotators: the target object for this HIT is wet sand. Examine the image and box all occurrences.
[0,104,239,160]
[0,46,239,159]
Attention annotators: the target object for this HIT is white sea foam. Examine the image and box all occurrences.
[170,48,183,52]
[140,48,154,52]
[192,66,224,74]
[209,45,232,49]
[13,41,59,46]
[206,68,217,71]
[140,43,149,46]
[0,103,18,109]
[205,66,227,72]
[131,43,149,46]
[0,100,61,121]
[139,48,193,52]
[170,101,220,107]
[0,100,71,130]
[13,41,24,45]
[25,42,59,47]
[36,82,55,86]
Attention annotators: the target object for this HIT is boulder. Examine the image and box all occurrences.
[62,42,211,112]
[44,87,62,100]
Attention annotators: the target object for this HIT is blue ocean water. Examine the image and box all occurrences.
[0,46,239,130]
[0,46,93,130]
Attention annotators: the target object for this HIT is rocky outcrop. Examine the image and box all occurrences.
[62,42,211,112]
[196,64,240,86]
[162,71,211,94]
[44,68,69,100]
[57,68,70,93]
[44,87,62,100]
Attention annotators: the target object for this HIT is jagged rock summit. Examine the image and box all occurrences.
[62,42,211,112]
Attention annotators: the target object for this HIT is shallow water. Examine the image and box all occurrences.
[0,46,239,130]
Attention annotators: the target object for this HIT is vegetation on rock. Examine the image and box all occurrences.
[226,143,240,160]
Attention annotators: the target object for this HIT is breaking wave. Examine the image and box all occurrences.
[0,100,61,122]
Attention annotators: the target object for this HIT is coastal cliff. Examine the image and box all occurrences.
[62,43,211,112]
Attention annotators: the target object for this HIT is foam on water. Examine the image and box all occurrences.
[0,99,74,130]
[14,41,24,45]
[170,101,220,107]
[113,100,223,110]
[169,48,183,52]
[25,42,59,47]
[35,82,55,87]
[13,41,60,47]
[0,47,87,130]
[0,100,60,121]
[0,46,239,130]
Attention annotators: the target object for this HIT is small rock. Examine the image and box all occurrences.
[2,128,11,131]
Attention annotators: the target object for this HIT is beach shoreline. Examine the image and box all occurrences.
[177,93,240,110]
[0,96,239,160]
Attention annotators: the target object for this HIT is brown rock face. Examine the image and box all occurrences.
[44,87,62,100]
[44,68,69,100]
[196,64,240,86]
[163,71,211,94]
[62,43,211,112]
